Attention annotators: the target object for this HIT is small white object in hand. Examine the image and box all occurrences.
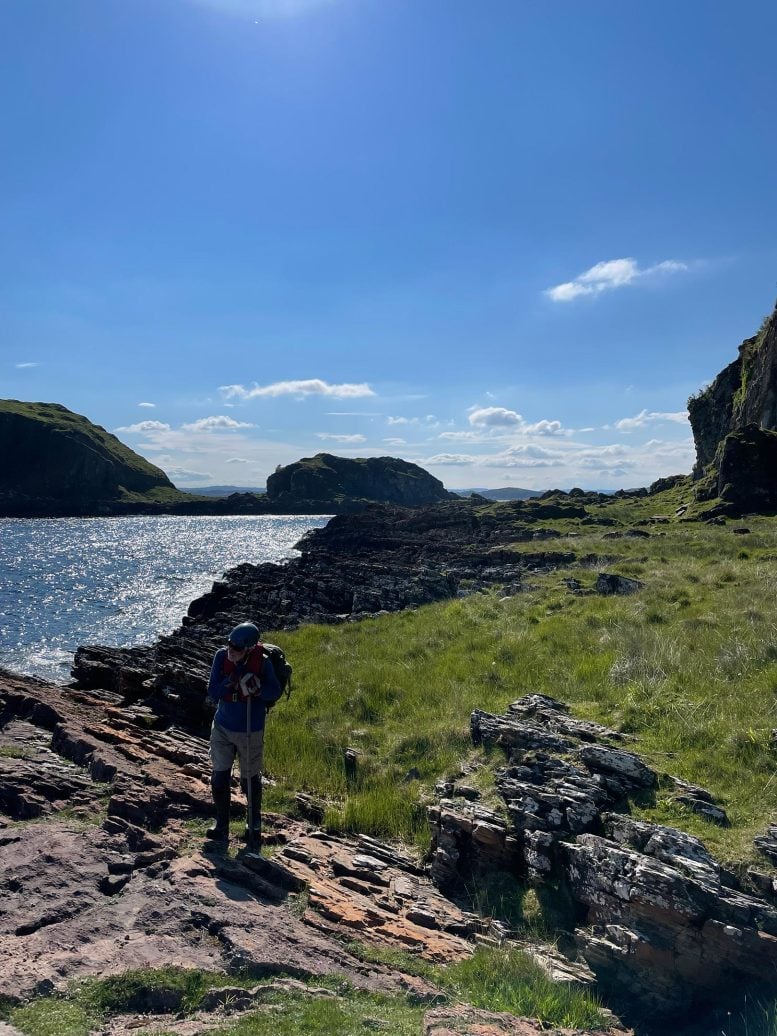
[240,673,261,696]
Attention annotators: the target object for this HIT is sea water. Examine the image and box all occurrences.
[0,514,329,683]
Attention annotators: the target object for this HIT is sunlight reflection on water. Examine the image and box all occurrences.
[0,515,328,683]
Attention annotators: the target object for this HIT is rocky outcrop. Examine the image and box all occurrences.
[688,302,777,509]
[715,423,777,511]
[428,695,777,1027]
[265,453,457,511]
[8,660,756,1033]
[0,400,179,516]
[0,669,464,1002]
[0,669,628,1036]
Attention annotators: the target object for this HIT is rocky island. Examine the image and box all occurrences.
[0,400,454,518]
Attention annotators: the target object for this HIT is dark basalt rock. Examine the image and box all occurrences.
[688,302,777,511]
[594,573,645,596]
[716,424,777,511]
[429,697,777,1026]
[70,501,578,726]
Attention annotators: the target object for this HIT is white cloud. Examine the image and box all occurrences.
[383,438,407,446]
[577,458,637,472]
[523,419,564,435]
[316,433,367,444]
[467,408,566,437]
[167,467,214,482]
[482,456,565,469]
[387,416,419,426]
[181,415,255,431]
[439,431,485,442]
[221,379,375,400]
[615,409,689,432]
[503,444,561,460]
[423,453,474,466]
[15,362,41,369]
[226,457,248,464]
[468,407,523,427]
[116,420,172,433]
[138,402,156,408]
[546,257,689,302]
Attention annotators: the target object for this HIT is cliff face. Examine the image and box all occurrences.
[0,400,176,515]
[688,302,777,508]
[265,453,457,510]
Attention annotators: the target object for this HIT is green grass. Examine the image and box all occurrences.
[1,970,423,1036]
[436,947,609,1030]
[258,506,777,867]
[1,953,610,1036]
[7,999,94,1036]
[206,993,423,1036]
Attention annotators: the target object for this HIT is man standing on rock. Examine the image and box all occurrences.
[205,622,281,848]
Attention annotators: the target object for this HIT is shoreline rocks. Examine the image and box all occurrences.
[70,500,578,724]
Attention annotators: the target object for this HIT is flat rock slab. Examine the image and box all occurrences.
[0,821,400,1002]
[272,828,478,961]
[0,672,452,1007]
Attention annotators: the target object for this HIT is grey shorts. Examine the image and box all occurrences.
[209,720,265,780]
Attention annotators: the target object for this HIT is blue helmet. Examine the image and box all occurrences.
[228,622,260,650]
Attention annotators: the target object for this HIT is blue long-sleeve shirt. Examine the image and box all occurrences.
[207,646,282,733]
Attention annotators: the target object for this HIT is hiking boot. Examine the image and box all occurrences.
[242,775,262,847]
[205,786,231,841]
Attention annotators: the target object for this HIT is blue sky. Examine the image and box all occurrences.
[2,0,777,490]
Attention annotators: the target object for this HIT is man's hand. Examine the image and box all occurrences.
[239,673,261,697]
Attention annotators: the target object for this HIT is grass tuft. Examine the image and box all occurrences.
[436,947,609,1030]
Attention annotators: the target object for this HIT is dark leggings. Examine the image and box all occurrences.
[211,768,231,792]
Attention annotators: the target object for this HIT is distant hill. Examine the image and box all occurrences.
[453,486,541,501]
[265,453,457,511]
[0,400,194,516]
[182,485,266,497]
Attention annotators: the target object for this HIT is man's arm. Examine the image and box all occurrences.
[207,649,234,703]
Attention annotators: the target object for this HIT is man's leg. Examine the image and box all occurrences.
[207,722,236,841]
[238,729,265,845]
[206,768,232,840]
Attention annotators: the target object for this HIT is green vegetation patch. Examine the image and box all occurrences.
[437,947,609,1031]
[1,969,424,1036]
[1,953,612,1036]
[206,992,423,1036]
[261,501,777,866]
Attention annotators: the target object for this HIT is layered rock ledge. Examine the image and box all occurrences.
[0,669,625,1035]
[428,695,777,1025]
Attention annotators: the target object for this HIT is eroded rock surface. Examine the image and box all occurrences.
[429,695,777,1023]
[0,670,474,1007]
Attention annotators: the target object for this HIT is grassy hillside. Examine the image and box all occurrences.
[0,400,212,512]
[0,400,172,486]
[263,493,777,870]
